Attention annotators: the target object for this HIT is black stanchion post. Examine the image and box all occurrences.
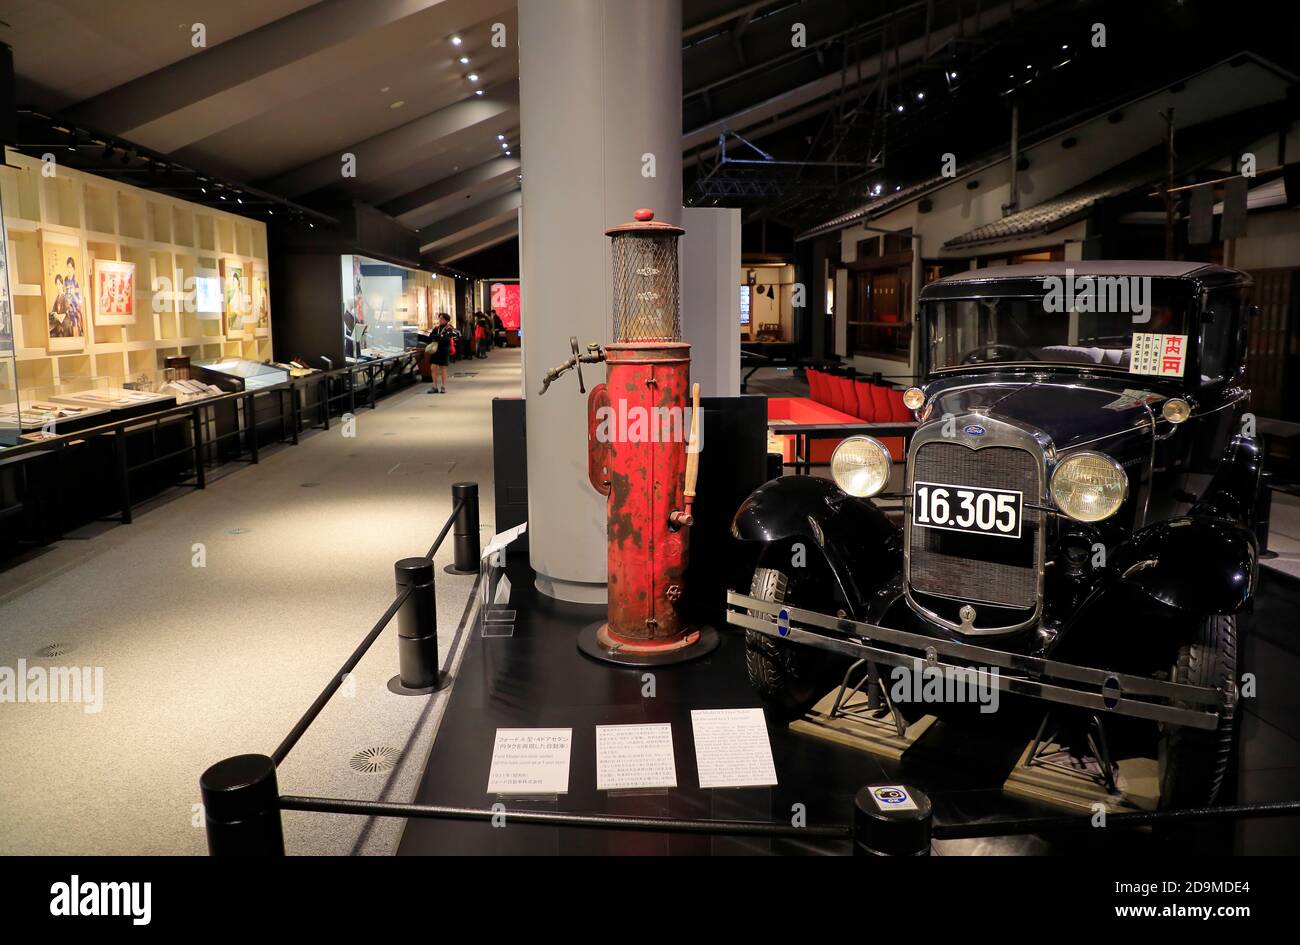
[199,754,286,855]
[388,557,450,695]
[444,481,480,575]
[852,785,932,856]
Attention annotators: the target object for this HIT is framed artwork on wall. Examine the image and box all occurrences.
[39,230,87,351]
[92,259,136,326]
[194,267,222,320]
[250,265,270,337]
[221,259,246,339]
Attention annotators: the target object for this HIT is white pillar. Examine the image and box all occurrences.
[519,0,683,602]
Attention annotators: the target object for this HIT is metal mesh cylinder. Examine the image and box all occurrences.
[609,231,681,342]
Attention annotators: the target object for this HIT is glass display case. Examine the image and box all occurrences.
[0,188,17,447]
[191,358,288,392]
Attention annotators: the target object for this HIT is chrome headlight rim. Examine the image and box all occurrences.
[902,386,926,410]
[1050,450,1129,523]
[831,435,893,498]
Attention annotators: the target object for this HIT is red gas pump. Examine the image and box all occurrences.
[540,209,718,665]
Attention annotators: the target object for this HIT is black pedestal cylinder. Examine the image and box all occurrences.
[200,754,285,855]
[393,557,442,692]
[446,481,480,575]
[853,785,932,856]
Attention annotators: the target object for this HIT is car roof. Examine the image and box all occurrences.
[926,261,1247,286]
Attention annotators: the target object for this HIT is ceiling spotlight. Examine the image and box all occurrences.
[915,90,925,101]
[450,35,462,46]
[390,100,405,109]
[949,71,958,79]
[467,73,479,82]
[475,90,483,96]
[505,150,511,156]
[236,197,243,204]
[500,141,508,148]
[895,103,905,113]
[459,56,470,65]
[219,194,227,201]
[497,134,505,140]
[201,187,207,194]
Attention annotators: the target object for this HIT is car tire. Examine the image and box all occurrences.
[1157,614,1238,809]
[744,566,835,722]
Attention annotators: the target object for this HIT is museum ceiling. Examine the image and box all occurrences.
[1,0,1296,270]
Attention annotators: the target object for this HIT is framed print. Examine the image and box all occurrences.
[39,230,87,351]
[92,259,136,326]
[194,267,221,320]
[220,259,246,339]
[250,266,270,337]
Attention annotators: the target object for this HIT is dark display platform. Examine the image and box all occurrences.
[398,545,1300,855]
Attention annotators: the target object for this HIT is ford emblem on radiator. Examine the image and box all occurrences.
[963,423,987,437]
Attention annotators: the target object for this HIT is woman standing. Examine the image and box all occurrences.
[427,312,453,393]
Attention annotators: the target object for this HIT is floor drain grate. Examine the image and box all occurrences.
[350,746,401,774]
[35,642,75,659]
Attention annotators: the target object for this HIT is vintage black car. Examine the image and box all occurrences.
[727,261,1265,808]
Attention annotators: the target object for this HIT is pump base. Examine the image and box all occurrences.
[577,621,720,666]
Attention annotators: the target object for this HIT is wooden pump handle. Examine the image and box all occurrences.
[684,383,701,499]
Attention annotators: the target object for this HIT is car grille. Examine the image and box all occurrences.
[908,442,1042,610]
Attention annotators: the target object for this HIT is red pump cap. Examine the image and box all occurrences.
[633,208,655,221]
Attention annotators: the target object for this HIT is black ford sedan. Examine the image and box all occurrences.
[728,262,1265,809]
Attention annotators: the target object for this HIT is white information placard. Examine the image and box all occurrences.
[595,723,678,791]
[690,708,778,789]
[485,727,572,796]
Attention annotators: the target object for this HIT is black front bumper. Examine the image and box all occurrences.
[726,590,1230,730]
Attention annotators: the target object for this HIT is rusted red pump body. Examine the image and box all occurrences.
[587,208,707,660]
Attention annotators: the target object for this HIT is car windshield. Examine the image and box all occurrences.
[924,279,1195,375]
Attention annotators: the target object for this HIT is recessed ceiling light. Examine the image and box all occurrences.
[459,56,469,64]
[390,100,405,108]
[381,86,390,92]
[467,73,479,82]
[474,90,483,96]
[500,141,508,148]
[450,35,462,46]
[497,134,504,140]
[505,150,511,156]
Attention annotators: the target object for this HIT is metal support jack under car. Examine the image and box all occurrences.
[728,262,1263,809]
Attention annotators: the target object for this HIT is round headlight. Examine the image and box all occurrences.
[831,436,892,498]
[1162,398,1191,424]
[902,387,926,410]
[1051,451,1128,522]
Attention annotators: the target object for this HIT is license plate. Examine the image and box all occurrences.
[911,481,1023,539]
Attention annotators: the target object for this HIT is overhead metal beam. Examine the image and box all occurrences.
[381,156,521,228]
[66,0,515,153]
[418,190,521,251]
[682,0,1037,153]
[431,217,519,264]
[260,87,519,199]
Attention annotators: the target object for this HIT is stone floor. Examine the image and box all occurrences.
[0,350,520,854]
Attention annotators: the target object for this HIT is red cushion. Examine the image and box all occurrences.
[853,381,877,421]
[831,376,855,414]
[805,369,824,405]
[868,384,892,420]
[886,387,913,421]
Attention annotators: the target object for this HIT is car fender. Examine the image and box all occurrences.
[1105,516,1258,615]
[730,476,902,617]
[1190,434,1264,525]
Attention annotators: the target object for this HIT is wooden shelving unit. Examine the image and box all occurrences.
[0,150,272,400]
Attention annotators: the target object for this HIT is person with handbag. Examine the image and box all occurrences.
[426,312,453,393]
